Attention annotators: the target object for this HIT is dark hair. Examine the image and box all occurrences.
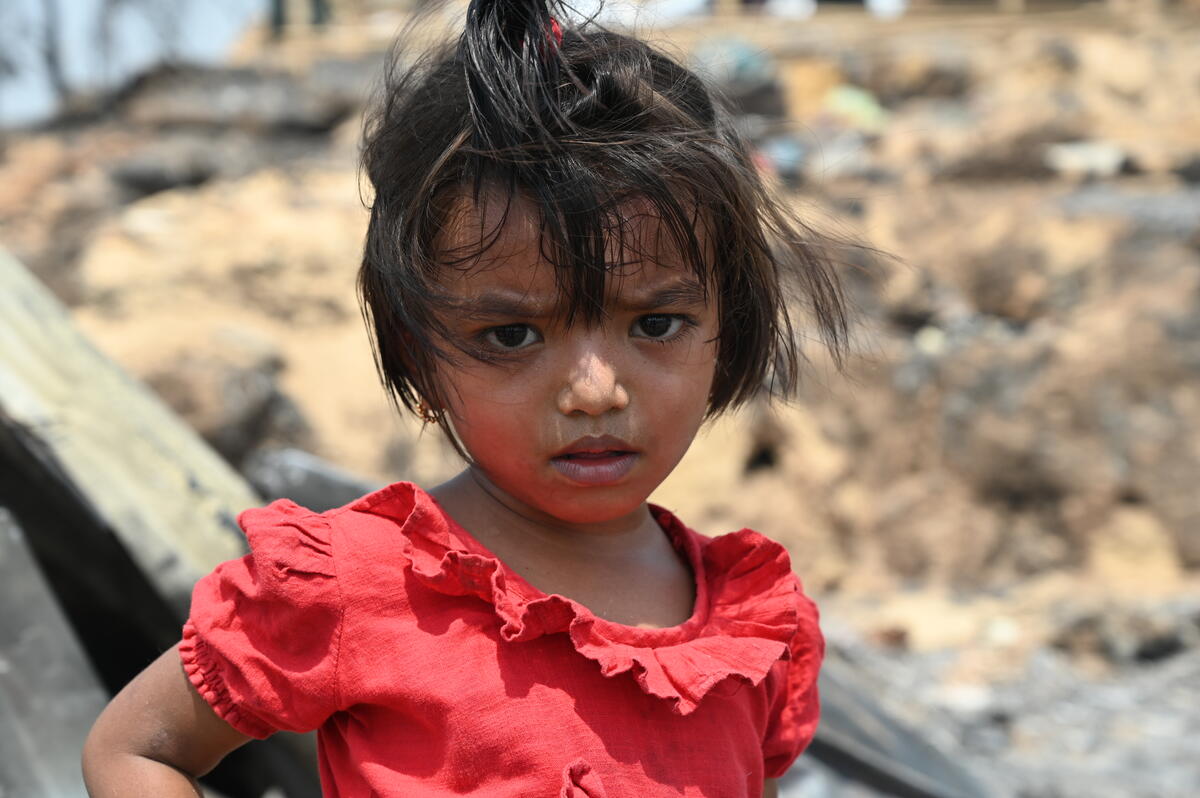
[358,0,851,448]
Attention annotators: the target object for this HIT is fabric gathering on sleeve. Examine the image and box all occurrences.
[180,498,344,739]
[761,582,825,779]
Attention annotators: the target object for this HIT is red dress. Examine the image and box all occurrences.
[181,481,823,797]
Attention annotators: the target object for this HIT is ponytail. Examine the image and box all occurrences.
[460,0,571,154]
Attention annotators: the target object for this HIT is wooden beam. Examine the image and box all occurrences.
[0,247,255,618]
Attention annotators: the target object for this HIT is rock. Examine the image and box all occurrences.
[1044,140,1131,181]
[1175,155,1200,184]
[1085,506,1183,590]
[107,132,302,199]
[121,66,355,133]
[849,45,972,106]
[1072,32,1155,104]
[0,135,126,306]
[876,264,943,334]
[874,100,976,183]
[109,135,221,197]
[144,327,314,468]
[936,121,1079,181]
[1057,185,1200,239]
[305,53,386,105]
[871,476,1008,585]
[243,446,380,512]
[1050,601,1200,666]
[963,245,1051,324]
[1124,397,1200,568]
[796,166,1200,594]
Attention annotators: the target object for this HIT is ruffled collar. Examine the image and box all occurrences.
[356,481,800,716]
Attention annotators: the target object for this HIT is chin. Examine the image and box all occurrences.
[533,484,653,526]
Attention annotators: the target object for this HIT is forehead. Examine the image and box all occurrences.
[433,189,710,307]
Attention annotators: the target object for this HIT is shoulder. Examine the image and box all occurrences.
[654,507,823,660]
[241,480,434,558]
[321,480,433,540]
[652,505,806,610]
[233,498,336,582]
[303,480,480,610]
[705,526,820,646]
[226,481,436,603]
[320,480,452,571]
[186,499,349,736]
[652,505,794,569]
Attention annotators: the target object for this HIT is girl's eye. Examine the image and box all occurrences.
[483,324,540,350]
[631,314,686,340]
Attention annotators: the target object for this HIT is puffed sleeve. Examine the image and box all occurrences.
[179,499,343,739]
[761,584,824,779]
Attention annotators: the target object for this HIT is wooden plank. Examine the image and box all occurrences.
[0,247,256,617]
[0,248,322,796]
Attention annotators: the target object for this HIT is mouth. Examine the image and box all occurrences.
[550,435,640,485]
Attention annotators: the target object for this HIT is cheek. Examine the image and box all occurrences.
[438,366,546,442]
[637,343,716,422]
[660,326,717,385]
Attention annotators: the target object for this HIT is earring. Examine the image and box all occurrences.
[416,400,438,425]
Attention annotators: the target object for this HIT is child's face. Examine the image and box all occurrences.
[431,199,718,527]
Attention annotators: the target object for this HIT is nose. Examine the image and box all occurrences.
[556,335,630,417]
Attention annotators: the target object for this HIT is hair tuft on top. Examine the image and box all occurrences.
[358,0,855,451]
[461,0,570,154]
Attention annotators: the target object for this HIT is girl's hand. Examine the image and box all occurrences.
[763,777,779,798]
[82,644,253,797]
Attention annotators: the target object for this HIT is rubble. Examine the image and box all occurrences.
[119,65,357,133]
[1,245,985,797]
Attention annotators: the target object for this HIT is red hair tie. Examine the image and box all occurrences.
[548,17,563,48]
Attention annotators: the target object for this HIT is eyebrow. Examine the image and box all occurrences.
[463,279,706,320]
[619,280,707,311]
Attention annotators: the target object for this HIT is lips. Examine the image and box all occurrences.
[550,435,640,485]
[553,434,637,458]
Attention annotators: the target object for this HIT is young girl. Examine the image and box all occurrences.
[82,0,850,795]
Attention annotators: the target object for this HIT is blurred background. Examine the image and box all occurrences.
[1,0,1199,796]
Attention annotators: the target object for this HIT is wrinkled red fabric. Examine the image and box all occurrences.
[181,481,823,797]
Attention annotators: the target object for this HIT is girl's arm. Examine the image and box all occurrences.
[763,778,779,798]
[82,645,253,797]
